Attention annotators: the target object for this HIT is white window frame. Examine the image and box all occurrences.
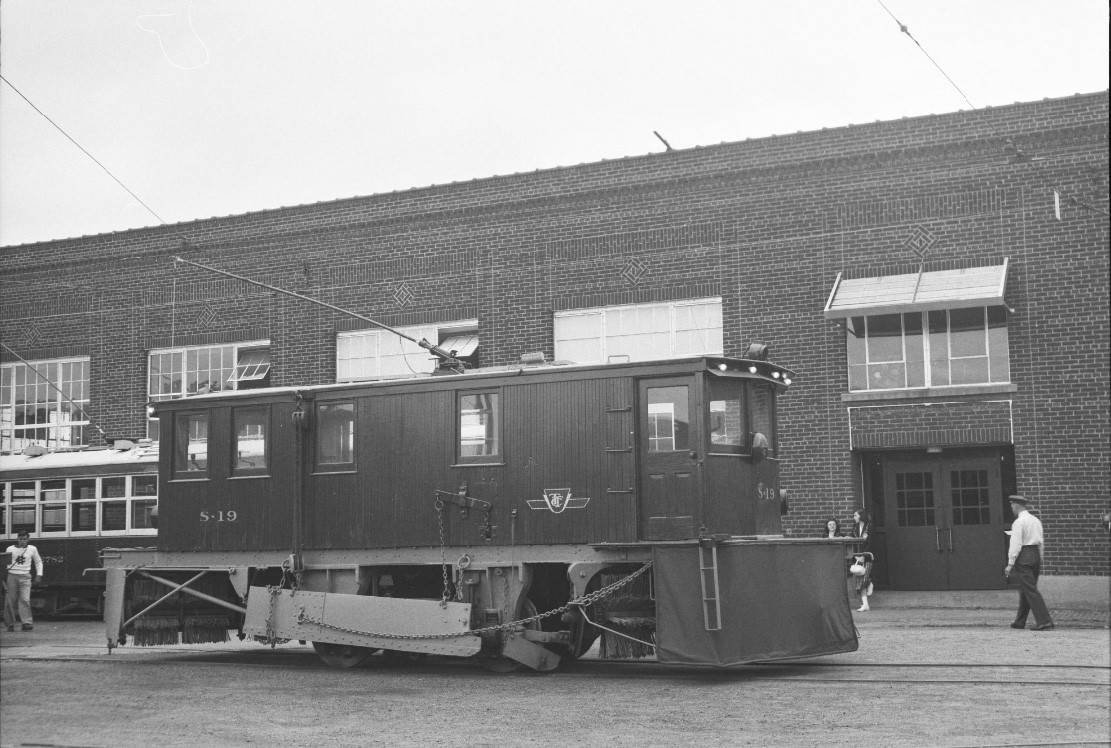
[337,321,478,381]
[147,340,269,440]
[553,298,723,365]
[0,475,158,539]
[847,307,1010,392]
[1,357,91,454]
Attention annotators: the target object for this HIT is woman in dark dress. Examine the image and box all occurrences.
[851,509,874,611]
[821,518,842,538]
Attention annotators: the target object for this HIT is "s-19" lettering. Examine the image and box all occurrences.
[199,511,238,522]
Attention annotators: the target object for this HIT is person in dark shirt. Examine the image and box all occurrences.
[850,510,874,612]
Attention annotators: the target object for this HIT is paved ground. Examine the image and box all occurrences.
[1,605,1108,748]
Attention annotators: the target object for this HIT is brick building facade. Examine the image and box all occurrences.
[2,91,1108,591]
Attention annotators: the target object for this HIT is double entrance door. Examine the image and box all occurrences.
[881,453,1006,590]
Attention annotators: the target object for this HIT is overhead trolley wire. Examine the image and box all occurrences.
[0,74,169,226]
[871,0,1109,218]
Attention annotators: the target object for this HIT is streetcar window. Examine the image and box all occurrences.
[646,387,689,453]
[133,475,158,496]
[458,391,499,462]
[101,477,126,498]
[42,505,67,533]
[316,403,355,469]
[73,478,96,501]
[707,379,744,454]
[173,412,209,477]
[102,501,127,532]
[41,480,67,502]
[11,482,35,502]
[233,407,269,475]
[71,501,97,532]
[11,507,35,535]
[749,384,776,457]
[133,499,158,530]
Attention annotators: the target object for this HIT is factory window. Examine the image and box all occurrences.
[824,262,1011,393]
[553,298,722,364]
[846,308,1009,391]
[232,407,269,475]
[316,403,356,470]
[337,320,479,381]
[1,357,90,454]
[147,341,270,441]
[458,391,500,463]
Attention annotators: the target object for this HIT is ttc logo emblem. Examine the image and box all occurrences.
[527,488,591,514]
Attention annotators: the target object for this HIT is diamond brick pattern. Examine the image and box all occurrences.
[23,322,43,347]
[620,256,648,286]
[903,225,938,259]
[393,282,414,308]
[197,307,218,328]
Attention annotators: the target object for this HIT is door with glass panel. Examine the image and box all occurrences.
[883,456,1004,590]
[639,378,700,541]
[882,461,948,590]
[943,457,1005,589]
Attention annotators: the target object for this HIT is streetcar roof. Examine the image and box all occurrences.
[0,444,159,476]
[147,354,796,406]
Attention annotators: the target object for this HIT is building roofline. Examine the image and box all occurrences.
[2,90,1107,251]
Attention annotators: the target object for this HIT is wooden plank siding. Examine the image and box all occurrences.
[504,376,629,546]
[155,357,787,554]
[161,401,298,552]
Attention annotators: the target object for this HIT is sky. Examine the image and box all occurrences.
[0,1,1107,247]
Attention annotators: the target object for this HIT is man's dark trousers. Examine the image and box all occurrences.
[1012,546,1052,627]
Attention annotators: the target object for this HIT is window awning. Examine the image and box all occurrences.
[824,259,1009,319]
[227,349,271,382]
[439,333,479,358]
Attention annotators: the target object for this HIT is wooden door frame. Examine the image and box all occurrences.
[864,447,1011,591]
[637,375,703,540]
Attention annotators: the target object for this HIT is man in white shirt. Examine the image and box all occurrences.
[4,531,44,632]
[1005,496,1054,631]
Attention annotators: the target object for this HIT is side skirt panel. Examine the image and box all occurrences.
[243,587,481,658]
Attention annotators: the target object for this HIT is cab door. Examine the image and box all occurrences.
[639,377,701,540]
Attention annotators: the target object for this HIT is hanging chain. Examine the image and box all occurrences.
[292,561,654,641]
[435,499,451,607]
[479,506,496,542]
[261,585,290,648]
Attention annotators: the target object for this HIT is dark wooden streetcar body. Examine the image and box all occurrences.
[102,355,858,670]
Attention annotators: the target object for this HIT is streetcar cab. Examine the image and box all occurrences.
[638,354,791,541]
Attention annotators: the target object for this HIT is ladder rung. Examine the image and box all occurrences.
[698,544,723,631]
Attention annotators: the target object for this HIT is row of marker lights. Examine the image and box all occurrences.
[718,362,792,386]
